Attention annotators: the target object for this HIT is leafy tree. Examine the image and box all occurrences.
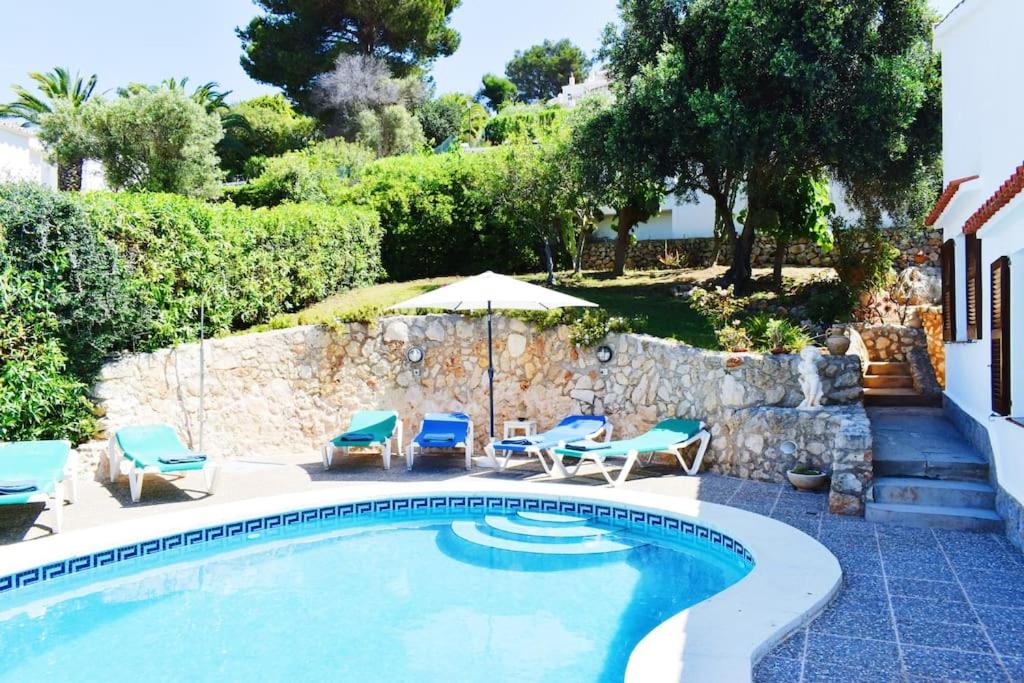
[218,94,321,179]
[569,96,665,276]
[83,88,225,198]
[476,73,518,111]
[311,54,426,136]
[418,93,487,146]
[354,104,426,157]
[0,67,97,190]
[238,0,462,113]
[505,39,591,102]
[601,0,940,290]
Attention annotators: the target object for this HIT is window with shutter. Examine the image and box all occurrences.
[941,239,957,342]
[991,256,1011,416]
[966,234,982,340]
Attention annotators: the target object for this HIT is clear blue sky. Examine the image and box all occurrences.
[0,0,959,105]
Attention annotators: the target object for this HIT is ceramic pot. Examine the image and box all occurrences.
[787,470,828,490]
[825,334,851,356]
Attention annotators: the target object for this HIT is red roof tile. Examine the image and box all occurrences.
[925,175,979,226]
[964,164,1024,235]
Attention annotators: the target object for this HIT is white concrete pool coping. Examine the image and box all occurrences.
[0,480,841,682]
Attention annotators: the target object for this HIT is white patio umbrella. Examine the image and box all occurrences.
[386,271,597,438]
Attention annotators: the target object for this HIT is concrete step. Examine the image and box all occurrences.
[867,361,912,376]
[865,502,1003,531]
[872,477,996,509]
[864,374,915,389]
[863,388,941,408]
[874,448,988,482]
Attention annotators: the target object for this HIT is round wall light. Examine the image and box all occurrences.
[596,345,614,364]
[779,440,798,456]
[406,346,424,364]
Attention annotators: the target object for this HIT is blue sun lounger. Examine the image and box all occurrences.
[323,410,402,470]
[483,415,612,476]
[0,440,76,533]
[108,425,219,503]
[406,412,474,470]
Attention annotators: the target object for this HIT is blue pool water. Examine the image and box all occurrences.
[0,507,751,682]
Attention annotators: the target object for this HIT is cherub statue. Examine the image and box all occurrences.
[797,345,823,410]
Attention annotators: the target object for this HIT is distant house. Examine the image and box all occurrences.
[547,69,611,108]
[0,121,57,186]
[0,121,104,190]
[930,0,1024,528]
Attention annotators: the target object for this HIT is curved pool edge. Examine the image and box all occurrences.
[0,480,840,682]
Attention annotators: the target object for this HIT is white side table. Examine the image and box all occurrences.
[503,420,536,440]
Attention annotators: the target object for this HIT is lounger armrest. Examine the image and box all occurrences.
[603,423,614,442]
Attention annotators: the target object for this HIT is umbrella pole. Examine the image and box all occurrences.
[487,301,495,438]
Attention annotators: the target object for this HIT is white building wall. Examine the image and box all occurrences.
[0,124,57,187]
[934,0,1024,503]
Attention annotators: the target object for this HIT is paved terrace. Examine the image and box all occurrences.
[1,453,1022,682]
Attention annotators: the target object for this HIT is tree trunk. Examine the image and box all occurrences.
[57,158,83,192]
[710,191,737,267]
[724,222,756,292]
[772,238,787,289]
[612,203,642,277]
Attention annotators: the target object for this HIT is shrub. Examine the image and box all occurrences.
[229,138,375,208]
[0,267,96,442]
[348,147,555,280]
[218,94,321,180]
[833,218,900,292]
[569,309,641,347]
[743,314,812,353]
[483,104,566,144]
[0,182,139,375]
[803,279,858,325]
[81,192,384,348]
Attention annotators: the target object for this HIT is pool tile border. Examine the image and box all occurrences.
[0,494,753,595]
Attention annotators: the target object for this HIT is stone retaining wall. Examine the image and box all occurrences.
[92,317,870,513]
[920,306,946,388]
[582,228,942,271]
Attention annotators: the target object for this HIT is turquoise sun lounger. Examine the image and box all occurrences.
[323,410,402,470]
[0,440,75,533]
[552,418,710,487]
[108,425,218,503]
[483,415,612,475]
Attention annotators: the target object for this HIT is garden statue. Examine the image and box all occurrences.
[797,346,823,409]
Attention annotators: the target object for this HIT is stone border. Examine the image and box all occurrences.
[0,481,840,682]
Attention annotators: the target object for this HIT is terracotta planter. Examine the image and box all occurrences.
[787,469,828,491]
[825,334,851,356]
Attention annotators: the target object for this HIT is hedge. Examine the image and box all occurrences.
[0,182,383,441]
[348,147,557,280]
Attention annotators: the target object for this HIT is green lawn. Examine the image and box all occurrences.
[244,267,828,349]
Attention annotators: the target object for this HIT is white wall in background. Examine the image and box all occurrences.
[934,0,1024,502]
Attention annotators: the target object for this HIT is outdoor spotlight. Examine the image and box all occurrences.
[779,440,798,456]
[406,346,424,364]
[596,345,614,363]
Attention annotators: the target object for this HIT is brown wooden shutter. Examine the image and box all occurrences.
[966,234,982,340]
[941,239,957,341]
[991,256,1011,416]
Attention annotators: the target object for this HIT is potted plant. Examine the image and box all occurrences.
[716,323,752,353]
[787,465,829,490]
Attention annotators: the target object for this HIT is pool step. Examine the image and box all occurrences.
[516,511,589,524]
[484,515,613,539]
[449,521,637,555]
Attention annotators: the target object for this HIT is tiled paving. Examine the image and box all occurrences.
[720,477,1024,683]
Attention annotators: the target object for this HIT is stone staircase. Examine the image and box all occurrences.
[863,361,940,407]
[865,407,1003,531]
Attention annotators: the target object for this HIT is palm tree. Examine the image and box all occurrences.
[0,67,97,190]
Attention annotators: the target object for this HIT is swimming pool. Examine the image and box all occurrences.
[0,483,840,682]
